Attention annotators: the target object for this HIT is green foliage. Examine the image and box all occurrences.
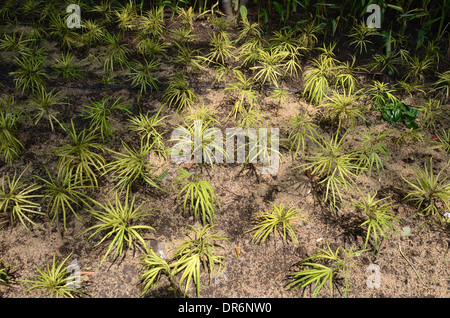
[138,6,165,38]
[355,192,400,253]
[22,253,83,298]
[127,108,168,158]
[163,73,198,111]
[347,20,379,54]
[318,90,364,128]
[174,42,204,72]
[51,121,107,187]
[128,59,160,99]
[377,101,419,129]
[101,31,130,73]
[246,201,308,245]
[0,258,12,288]
[287,241,366,298]
[104,139,162,192]
[36,166,92,233]
[366,81,400,107]
[294,129,362,210]
[223,69,258,118]
[82,189,155,267]
[139,248,174,297]
[174,169,220,224]
[0,106,23,164]
[402,54,434,84]
[206,31,235,66]
[51,51,83,82]
[418,99,444,130]
[81,19,105,45]
[81,96,131,142]
[9,53,48,95]
[401,158,450,224]
[355,127,391,178]
[283,110,319,159]
[251,47,288,88]
[171,224,227,297]
[49,13,81,50]
[434,70,450,101]
[29,87,65,132]
[0,166,43,230]
[429,129,450,154]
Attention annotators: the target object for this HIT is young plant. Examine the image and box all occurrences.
[355,127,392,178]
[287,241,366,298]
[9,54,48,95]
[81,19,105,46]
[101,31,130,73]
[206,31,235,66]
[402,55,434,84]
[367,81,399,107]
[36,166,92,233]
[0,107,23,164]
[302,54,336,105]
[294,129,362,210]
[246,201,308,245]
[51,121,107,187]
[434,70,450,101]
[283,111,319,159]
[171,224,227,297]
[347,20,379,54]
[401,158,450,224]
[51,51,83,82]
[174,169,220,225]
[0,166,43,230]
[139,248,176,297]
[417,99,444,130]
[163,73,198,112]
[251,47,288,88]
[104,139,162,192]
[138,6,165,39]
[22,253,83,298]
[49,13,81,50]
[173,42,204,72]
[355,192,400,253]
[81,96,131,142]
[135,37,168,58]
[127,108,168,158]
[377,100,419,129]
[223,69,258,118]
[429,129,450,154]
[82,189,155,267]
[318,90,364,128]
[29,87,65,132]
[129,59,160,99]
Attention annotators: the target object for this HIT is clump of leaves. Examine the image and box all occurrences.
[104,139,163,192]
[355,191,400,253]
[163,73,198,112]
[0,166,43,230]
[9,53,48,95]
[283,110,319,159]
[81,96,131,142]
[22,253,83,298]
[429,129,450,154]
[0,106,23,164]
[223,68,258,119]
[417,99,444,130]
[376,100,419,129]
[128,58,160,100]
[355,127,392,178]
[51,51,83,82]
[287,241,366,297]
[401,158,450,225]
[82,189,155,267]
[29,87,65,132]
[139,224,227,298]
[171,224,227,297]
[127,107,168,158]
[174,169,220,224]
[246,202,309,245]
[294,129,363,210]
[434,70,450,101]
[319,90,364,128]
[51,121,107,187]
[35,166,92,233]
